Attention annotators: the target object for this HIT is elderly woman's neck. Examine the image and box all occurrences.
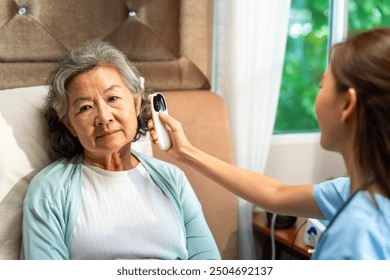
[83,150,139,171]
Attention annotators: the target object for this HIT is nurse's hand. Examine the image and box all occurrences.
[148,112,193,161]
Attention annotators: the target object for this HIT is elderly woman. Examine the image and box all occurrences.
[21,40,220,260]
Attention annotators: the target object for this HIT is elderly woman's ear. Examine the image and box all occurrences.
[135,93,142,117]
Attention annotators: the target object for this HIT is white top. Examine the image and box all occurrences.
[69,161,187,259]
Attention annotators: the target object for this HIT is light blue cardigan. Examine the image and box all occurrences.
[21,151,220,260]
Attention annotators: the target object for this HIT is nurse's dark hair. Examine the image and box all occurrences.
[330,27,390,198]
[43,40,149,158]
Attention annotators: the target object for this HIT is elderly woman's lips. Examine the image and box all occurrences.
[96,130,119,138]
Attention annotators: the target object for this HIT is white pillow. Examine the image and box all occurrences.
[0,85,152,259]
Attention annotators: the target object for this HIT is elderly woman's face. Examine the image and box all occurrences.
[65,66,141,158]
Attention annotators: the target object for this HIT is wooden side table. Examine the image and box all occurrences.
[252,210,312,259]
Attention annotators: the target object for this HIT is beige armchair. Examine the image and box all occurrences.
[0,0,237,259]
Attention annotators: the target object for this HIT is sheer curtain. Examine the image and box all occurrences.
[214,0,291,259]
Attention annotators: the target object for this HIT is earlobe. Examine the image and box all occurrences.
[341,88,357,123]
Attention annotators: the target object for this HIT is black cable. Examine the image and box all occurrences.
[291,219,307,250]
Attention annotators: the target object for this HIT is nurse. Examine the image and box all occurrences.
[149,28,390,259]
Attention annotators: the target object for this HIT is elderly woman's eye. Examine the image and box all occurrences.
[108,96,119,102]
[79,105,92,112]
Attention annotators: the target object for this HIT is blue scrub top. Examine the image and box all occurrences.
[312,178,390,259]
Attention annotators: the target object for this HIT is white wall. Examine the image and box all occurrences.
[264,133,347,185]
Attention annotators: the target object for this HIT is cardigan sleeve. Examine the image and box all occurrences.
[21,194,69,260]
[176,172,221,260]
[20,156,82,260]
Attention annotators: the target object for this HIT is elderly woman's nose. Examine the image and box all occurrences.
[95,104,113,126]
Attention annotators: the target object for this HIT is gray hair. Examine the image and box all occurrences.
[44,40,150,157]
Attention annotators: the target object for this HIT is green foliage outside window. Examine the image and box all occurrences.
[349,0,390,33]
[273,0,390,134]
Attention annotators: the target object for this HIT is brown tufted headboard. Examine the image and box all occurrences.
[0,0,213,91]
[0,0,237,259]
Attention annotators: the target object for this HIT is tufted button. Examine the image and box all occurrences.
[17,7,27,16]
[128,10,137,18]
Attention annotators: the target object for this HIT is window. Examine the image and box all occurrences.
[273,0,390,134]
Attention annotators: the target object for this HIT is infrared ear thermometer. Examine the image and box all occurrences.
[149,93,171,151]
